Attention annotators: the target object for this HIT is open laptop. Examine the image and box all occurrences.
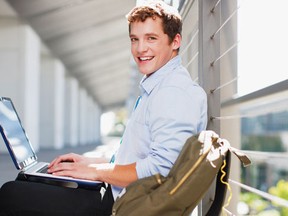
[0,97,102,189]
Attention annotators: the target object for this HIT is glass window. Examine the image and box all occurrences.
[237,0,288,96]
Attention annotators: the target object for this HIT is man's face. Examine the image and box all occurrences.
[129,17,180,76]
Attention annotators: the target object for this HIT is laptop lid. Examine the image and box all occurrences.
[0,97,37,170]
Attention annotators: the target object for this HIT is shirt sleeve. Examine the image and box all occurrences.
[136,85,207,179]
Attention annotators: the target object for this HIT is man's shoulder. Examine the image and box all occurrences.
[161,66,202,91]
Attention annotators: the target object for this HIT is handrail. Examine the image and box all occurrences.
[241,150,288,160]
[229,179,288,208]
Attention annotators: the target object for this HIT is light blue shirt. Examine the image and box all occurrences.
[112,55,207,199]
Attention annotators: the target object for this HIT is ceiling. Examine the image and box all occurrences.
[3,0,136,111]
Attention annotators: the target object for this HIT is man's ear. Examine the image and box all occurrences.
[172,33,182,50]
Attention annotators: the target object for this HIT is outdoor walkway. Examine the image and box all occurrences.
[0,136,120,187]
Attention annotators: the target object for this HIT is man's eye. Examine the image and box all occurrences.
[148,37,156,40]
[130,38,138,42]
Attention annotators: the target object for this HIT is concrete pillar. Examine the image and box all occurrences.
[39,55,65,149]
[93,101,101,144]
[92,101,99,144]
[0,18,40,151]
[64,76,79,147]
[79,88,88,145]
[198,1,221,213]
[87,97,101,144]
[54,61,65,148]
[87,96,94,144]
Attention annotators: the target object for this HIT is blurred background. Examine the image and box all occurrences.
[0,0,287,215]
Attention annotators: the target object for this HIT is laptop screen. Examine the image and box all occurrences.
[0,97,37,170]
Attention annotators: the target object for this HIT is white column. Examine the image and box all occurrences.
[94,101,101,144]
[87,96,94,144]
[0,18,40,151]
[64,76,79,147]
[87,97,101,144]
[39,55,65,149]
[78,88,88,145]
[54,62,65,149]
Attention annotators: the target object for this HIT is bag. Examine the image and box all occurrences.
[112,131,251,216]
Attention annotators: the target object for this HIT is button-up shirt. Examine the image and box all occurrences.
[112,55,207,199]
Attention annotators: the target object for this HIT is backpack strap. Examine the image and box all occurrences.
[229,146,251,167]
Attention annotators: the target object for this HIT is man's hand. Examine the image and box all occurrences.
[47,153,105,181]
[49,153,87,166]
[47,153,138,187]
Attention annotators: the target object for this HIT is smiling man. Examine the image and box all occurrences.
[129,11,181,75]
[111,0,208,204]
[0,1,207,215]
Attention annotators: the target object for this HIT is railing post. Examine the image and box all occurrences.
[198,0,221,215]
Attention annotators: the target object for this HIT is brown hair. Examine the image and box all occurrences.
[126,1,182,44]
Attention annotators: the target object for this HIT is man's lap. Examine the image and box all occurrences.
[0,180,113,216]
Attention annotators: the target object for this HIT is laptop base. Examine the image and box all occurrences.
[16,172,102,190]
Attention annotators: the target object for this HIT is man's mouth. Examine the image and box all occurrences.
[138,56,154,62]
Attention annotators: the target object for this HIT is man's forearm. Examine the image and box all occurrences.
[92,162,138,188]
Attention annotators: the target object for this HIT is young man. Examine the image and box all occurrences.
[0,1,207,215]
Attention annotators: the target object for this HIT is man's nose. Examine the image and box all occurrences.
[137,40,148,53]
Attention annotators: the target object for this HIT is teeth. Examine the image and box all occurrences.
[139,57,153,61]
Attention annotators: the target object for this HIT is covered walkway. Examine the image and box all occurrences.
[0,0,288,215]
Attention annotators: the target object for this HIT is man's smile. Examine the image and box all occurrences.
[138,56,154,61]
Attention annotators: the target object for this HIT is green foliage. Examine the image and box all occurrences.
[269,180,288,215]
[240,180,288,215]
[240,192,269,213]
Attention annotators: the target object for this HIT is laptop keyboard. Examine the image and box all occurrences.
[37,165,49,174]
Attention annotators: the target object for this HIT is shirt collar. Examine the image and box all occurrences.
[139,55,181,95]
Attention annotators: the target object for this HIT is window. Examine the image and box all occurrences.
[237,0,288,96]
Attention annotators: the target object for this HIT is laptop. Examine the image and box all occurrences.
[0,97,102,189]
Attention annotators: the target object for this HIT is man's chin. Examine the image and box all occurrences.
[139,69,154,76]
